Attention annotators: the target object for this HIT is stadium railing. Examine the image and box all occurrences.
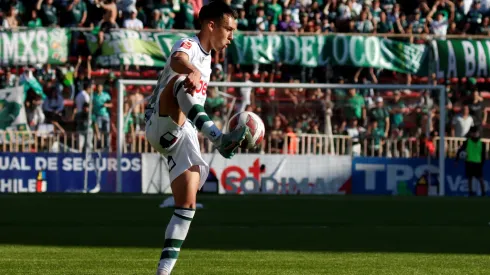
[1,130,484,158]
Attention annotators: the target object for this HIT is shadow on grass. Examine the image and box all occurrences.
[1,194,490,254]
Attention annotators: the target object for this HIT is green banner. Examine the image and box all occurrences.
[433,39,490,78]
[85,30,192,67]
[0,29,70,66]
[230,34,429,74]
[0,86,28,132]
[9,28,490,79]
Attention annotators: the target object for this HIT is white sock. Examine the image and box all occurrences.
[156,208,195,274]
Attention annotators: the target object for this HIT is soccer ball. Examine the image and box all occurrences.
[228,111,265,150]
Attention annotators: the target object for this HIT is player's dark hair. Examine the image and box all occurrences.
[199,0,237,24]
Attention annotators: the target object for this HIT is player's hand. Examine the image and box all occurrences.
[184,70,201,95]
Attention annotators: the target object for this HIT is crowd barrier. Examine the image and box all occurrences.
[2,131,490,158]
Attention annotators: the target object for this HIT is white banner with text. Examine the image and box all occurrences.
[142,154,351,195]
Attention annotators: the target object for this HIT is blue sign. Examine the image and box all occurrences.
[352,157,490,196]
[0,153,142,193]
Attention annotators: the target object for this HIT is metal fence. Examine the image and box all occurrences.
[2,130,485,158]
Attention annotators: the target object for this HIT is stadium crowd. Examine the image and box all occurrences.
[1,0,490,155]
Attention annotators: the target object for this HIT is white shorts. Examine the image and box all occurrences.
[145,113,209,190]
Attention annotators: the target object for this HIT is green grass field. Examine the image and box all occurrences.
[1,194,490,274]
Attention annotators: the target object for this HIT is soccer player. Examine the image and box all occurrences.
[144,1,249,274]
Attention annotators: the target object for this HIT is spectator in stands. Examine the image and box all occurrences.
[238,72,253,112]
[74,56,92,97]
[255,7,269,31]
[246,0,260,23]
[25,92,45,131]
[117,0,137,15]
[42,82,65,123]
[123,100,134,134]
[154,0,175,29]
[103,71,116,95]
[427,0,454,36]
[355,11,374,33]
[74,82,92,119]
[452,104,474,137]
[75,102,99,153]
[427,11,450,36]
[27,9,42,28]
[212,64,225,82]
[465,88,490,131]
[284,126,298,154]
[453,0,466,26]
[64,0,87,28]
[6,0,25,19]
[92,84,112,150]
[372,0,383,23]
[204,86,225,118]
[389,91,407,135]
[352,0,363,16]
[344,117,365,156]
[127,87,145,131]
[341,88,366,132]
[377,11,394,33]
[124,6,144,29]
[176,0,195,29]
[37,0,58,27]
[0,69,17,89]
[35,64,56,85]
[410,9,428,34]
[418,89,434,111]
[270,115,285,153]
[93,0,118,57]
[123,101,135,150]
[150,9,165,29]
[367,119,385,156]
[278,10,298,31]
[465,0,484,34]
[388,3,400,23]
[64,0,87,54]
[394,12,408,34]
[237,9,249,30]
[479,16,490,34]
[267,0,282,25]
[2,4,19,29]
[369,97,390,137]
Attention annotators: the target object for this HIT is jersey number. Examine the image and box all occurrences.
[195,81,208,96]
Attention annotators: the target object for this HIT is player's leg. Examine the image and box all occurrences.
[162,75,249,158]
[477,164,485,196]
[468,174,476,196]
[156,166,200,275]
[478,177,485,196]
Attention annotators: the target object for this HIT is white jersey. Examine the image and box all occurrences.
[144,36,212,190]
[145,36,212,122]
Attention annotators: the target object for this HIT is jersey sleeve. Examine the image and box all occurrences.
[170,38,198,60]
